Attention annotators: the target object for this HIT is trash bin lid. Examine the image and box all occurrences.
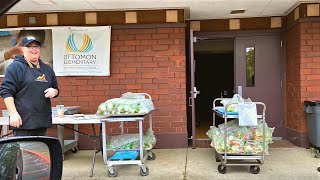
[304,100,320,106]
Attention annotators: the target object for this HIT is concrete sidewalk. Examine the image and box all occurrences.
[62,142,320,180]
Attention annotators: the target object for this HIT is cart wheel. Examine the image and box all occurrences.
[218,164,227,174]
[71,147,78,153]
[250,166,260,174]
[108,169,118,177]
[147,152,156,160]
[140,166,149,176]
[317,167,320,172]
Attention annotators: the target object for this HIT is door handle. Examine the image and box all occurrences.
[189,87,200,106]
[191,87,200,98]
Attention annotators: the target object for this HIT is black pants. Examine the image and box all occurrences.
[13,128,47,136]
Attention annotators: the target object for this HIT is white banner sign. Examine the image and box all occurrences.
[52,26,111,76]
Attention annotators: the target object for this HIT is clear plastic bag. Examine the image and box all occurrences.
[97,95,155,115]
[207,120,274,154]
[220,94,245,112]
[107,129,156,150]
[238,102,258,126]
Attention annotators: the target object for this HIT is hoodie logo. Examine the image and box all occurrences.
[36,74,47,82]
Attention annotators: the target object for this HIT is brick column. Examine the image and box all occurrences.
[286,21,320,147]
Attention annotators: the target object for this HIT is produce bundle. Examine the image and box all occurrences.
[97,93,155,115]
[207,119,274,154]
[220,94,250,112]
[107,129,156,150]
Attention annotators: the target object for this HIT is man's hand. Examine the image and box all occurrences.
[44,88,58,98]
[9,112,22,128]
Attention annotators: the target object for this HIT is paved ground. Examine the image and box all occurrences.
[62,141,320,180]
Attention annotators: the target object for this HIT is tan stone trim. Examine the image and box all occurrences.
[307,4,319,17]
[125,12,137,24]
[46,14,58,25]
[1,9,184,27]
[7,15,18,27]
[190,21,200,31]
[166,10,178,23]
[294,7,300,21]
[229,19,240,30]
[85,12,97,24]
[271,17,282,28]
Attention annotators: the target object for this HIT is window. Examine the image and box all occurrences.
[246,47,255,87]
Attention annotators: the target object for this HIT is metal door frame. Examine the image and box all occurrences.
[189,29,285,140]
[189,29,196,148]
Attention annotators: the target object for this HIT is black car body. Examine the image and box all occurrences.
[0,143,23,180]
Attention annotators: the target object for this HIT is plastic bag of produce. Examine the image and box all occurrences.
[207,119,274,155]
[121,92,146,99]
[220,94,244,112]
[256,120,275,144]
[97,94,155,115]
[244,141,270,155]
[107,129,157,150]
[107,134,140,150]
[220,94,252,113]
[206,126,221,140]
[144,129,157,149]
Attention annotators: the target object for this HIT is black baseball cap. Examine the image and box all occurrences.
[20,36,41,47]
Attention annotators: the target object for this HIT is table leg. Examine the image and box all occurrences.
[102,122,107,165]
[90,124,97,177]
[3,125,8,137]
[74,124,78,148]
[57,124,64,153]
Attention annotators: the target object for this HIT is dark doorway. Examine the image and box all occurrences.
[193,39,234,139]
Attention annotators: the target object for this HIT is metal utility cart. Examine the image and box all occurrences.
[52,106,81,154]
[212,98,266,174]
[100,93,156,177]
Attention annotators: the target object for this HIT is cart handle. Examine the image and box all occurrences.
[212,98,224,109]
[212,99,266,117]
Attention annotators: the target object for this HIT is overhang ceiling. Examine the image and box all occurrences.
[7,0,320,20]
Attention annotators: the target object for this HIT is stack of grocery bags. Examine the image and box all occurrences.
[208,94,275,154]
[207,120,274,154]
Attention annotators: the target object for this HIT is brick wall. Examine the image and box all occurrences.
[0,27,188,149]
[286,23,301,135]
[285,21,320,147]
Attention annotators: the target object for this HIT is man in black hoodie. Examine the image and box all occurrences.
[0,36,59,136]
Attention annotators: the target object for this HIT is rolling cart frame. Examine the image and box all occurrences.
[100,93,156,177]
[212,98,266,174]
